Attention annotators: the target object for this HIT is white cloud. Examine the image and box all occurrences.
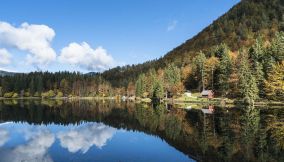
[0,128,9,147]
[0,48,11,65]
[0,21,56,66]
[57,123,116,153]
[59,42,115,71]
[167,20,178,31]
[0,128,55,162]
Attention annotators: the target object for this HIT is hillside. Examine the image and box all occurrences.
[102,0,284,87]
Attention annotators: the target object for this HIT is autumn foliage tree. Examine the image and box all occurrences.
[264,62,284,101]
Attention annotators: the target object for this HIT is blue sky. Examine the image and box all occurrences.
[0,0,240,73]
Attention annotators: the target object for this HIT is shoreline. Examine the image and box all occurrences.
[0,96,283,107]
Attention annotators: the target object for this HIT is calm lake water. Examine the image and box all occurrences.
[0,100,283,162]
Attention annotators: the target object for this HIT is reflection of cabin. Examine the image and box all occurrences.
[201,90,214,99]
[185,105,192,110]
[201,109,213,114]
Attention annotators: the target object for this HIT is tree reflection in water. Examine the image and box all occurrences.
[0,99,283,162]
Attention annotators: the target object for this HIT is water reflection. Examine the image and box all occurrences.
[0,128,9,147]
[0,99,283,162]
[58,123,116,153]
[0,128,54,162]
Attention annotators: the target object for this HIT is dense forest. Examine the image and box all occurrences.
[0,0,283,101]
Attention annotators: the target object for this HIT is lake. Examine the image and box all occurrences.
[0,99,283,162]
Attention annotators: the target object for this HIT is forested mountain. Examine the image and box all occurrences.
[101,0,284,87]
[0,0,283,101]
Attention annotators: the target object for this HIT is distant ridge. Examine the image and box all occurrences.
[0,70,16,76]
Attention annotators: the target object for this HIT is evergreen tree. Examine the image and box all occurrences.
[164,64,181,86]
[29,78,35,96]
[249,37,265,97]
[36,75,43,94]
[262,51,276,78]
[153,79,164,99]
[60,79,70,96]
[193,51,206,90]
[164,64,181,95]
[135,74,146,97]
[238,49,259,101]
[270,32,284,62]
[214,43,229,59]
[0,87,2,97]
[216,44,232,96]
[147,69,157,97]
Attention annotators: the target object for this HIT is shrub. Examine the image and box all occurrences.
[3,92,14,98]
[12,93,19,98]
[41,90,56,98]
[34,92,41,97]
[56,91,63,98]
[24,92,30,97]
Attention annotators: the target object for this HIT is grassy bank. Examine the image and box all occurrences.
[0,96,283,107]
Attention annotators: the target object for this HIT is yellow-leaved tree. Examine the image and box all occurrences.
[264,61,284,101]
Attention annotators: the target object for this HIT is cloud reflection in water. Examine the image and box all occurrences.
[0,128,9,147]
[0,128,55,162]
[57,123,116,153]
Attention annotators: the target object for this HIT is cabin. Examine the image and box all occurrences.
[184,91,192,97]
[201,90,214,99]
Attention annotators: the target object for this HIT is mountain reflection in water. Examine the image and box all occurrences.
[0,99,283,162]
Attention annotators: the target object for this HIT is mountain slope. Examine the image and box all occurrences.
[102,0,284,87]
[162,0,284,63]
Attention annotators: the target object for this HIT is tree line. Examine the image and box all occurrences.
[0,32,283,101]
[0,71,116,98]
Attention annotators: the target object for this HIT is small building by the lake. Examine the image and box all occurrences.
[201,90,214,99]
[184,91,192,97]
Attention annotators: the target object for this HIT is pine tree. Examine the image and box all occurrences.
[60,79,69,96]
[135,74,146,97]
[270,32,284,62]
[153,79,164,99]
[249,37,265,97]
[0,86,2,97]
[216,44,232,96]
[193,51,206,90]
[36,75,43,94]
[164,64,181,86]
[164,64,181,96]
[29,78,35,96]
[214,43,229,59]
[147,69,157,97]
[238,49,259,101]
